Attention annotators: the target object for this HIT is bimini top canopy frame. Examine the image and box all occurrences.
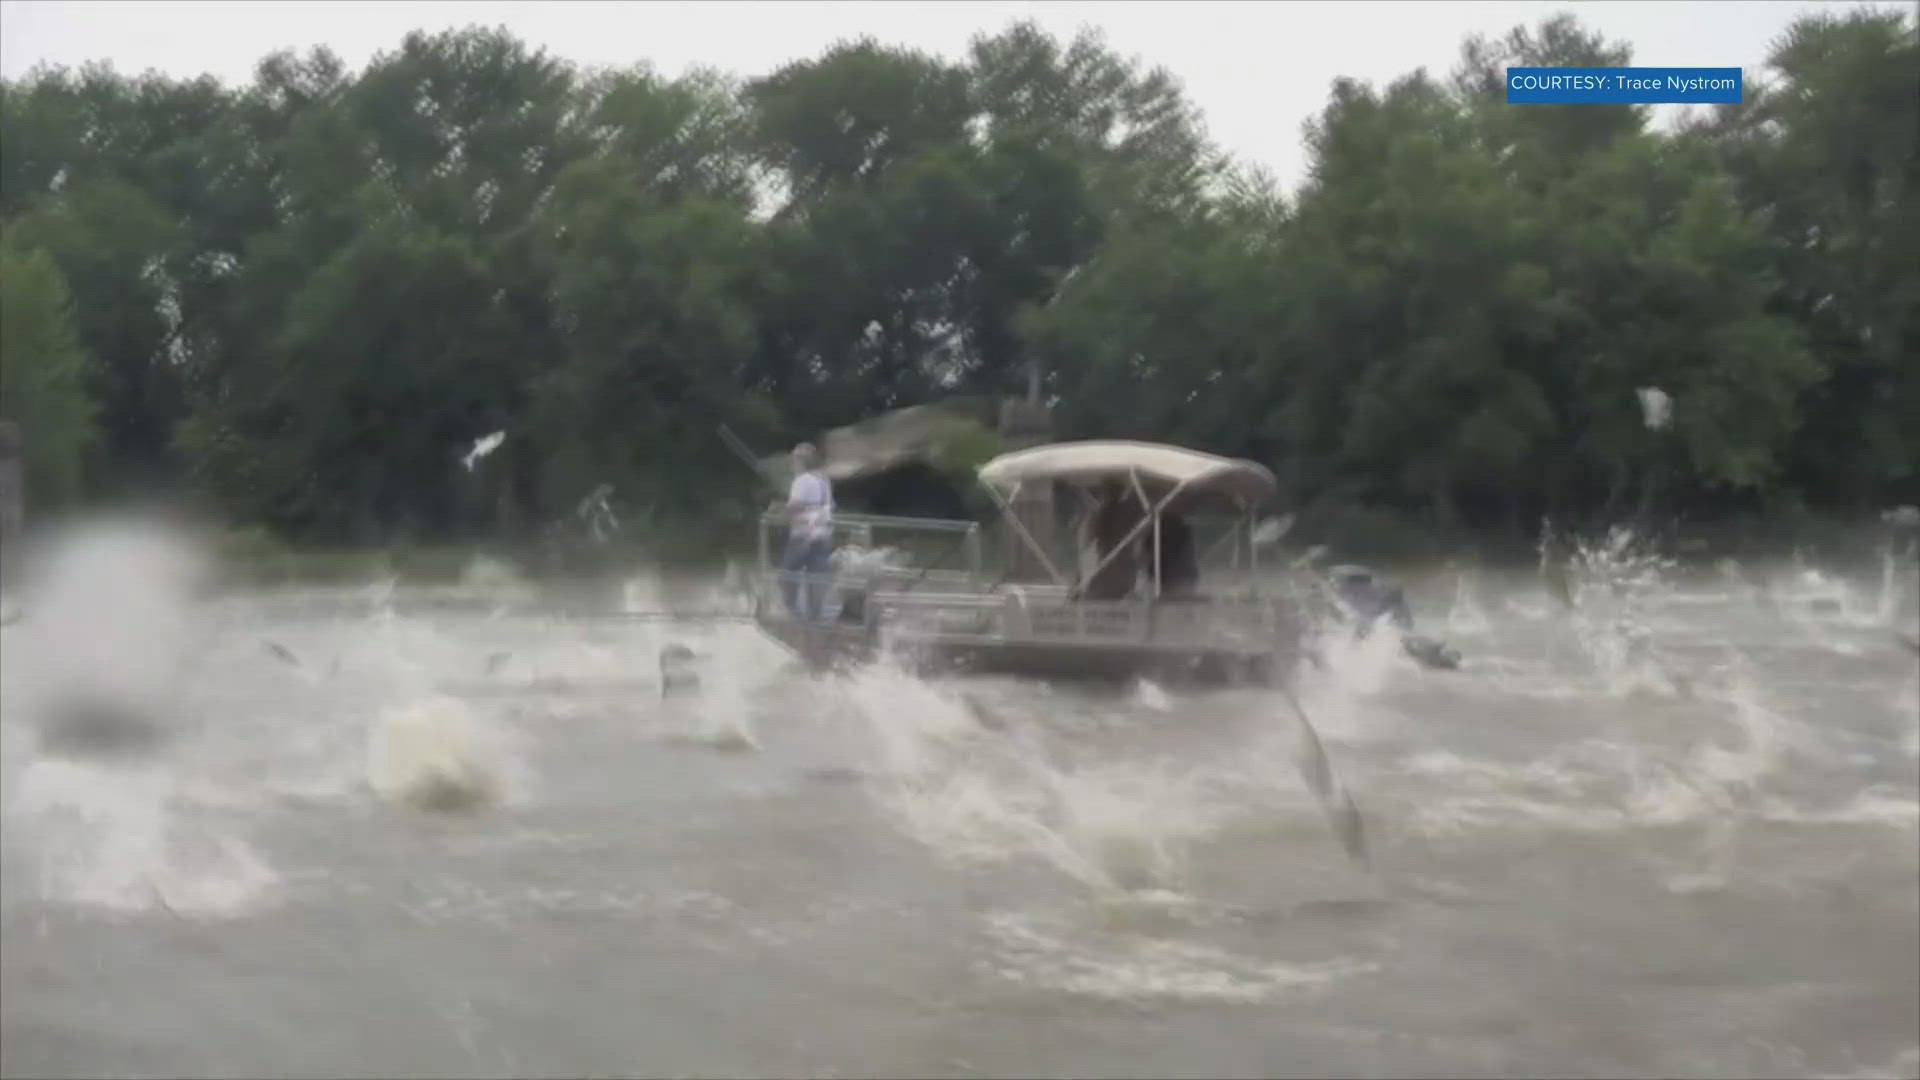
[975,440,1281,594]
[978,440,1278,511]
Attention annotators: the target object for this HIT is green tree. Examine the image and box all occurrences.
[2,15,1902,545]
[0,226,97,503]
[747,33,1103,429]
[7,176,184,490]
[182,29,586,540]
[528,66,770,524]
[967,21,1223,225]
[1693,9,1919,505]
[1259,20,1817,528]
[0,65,244,492]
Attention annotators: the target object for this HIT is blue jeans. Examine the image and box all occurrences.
[781,535,834,622]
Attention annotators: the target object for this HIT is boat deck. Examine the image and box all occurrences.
[749,495,1308,686]
[753,565,1302,686]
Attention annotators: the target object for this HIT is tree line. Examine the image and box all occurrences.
[0,11,1913,546]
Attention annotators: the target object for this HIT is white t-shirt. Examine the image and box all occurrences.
[788,471,834,540]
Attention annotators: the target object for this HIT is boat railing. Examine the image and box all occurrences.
[1146,595,1297,646]
[870,590,1006,637]
[759,511,982,569]
[823,511,979,534]
[751,506,1298,653]
[860,586,1292,650]
[754,508,991,620]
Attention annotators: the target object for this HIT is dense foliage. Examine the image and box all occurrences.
[0,12,1912,542]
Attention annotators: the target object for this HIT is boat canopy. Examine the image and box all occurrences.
[977,440,1278,510]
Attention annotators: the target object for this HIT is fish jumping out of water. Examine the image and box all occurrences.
[1279,684,1370,870]
[659,643,700,698]
[462,430,506,472]
[1324,565,1462,671]
[1251,514,1295,550]
[368,697,502,813]
[1537,520,1576,609]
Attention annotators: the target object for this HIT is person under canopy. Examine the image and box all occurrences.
[1082,480,1143,600]
[1155,510,1200,598]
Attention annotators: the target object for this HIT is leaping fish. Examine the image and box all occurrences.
[462,430,506,472]
[1279,684,1370,870]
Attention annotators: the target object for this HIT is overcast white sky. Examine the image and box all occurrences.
[0,0,1896,193]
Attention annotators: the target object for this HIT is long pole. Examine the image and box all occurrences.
[717,424,778,492]
[1153,500,1162,599]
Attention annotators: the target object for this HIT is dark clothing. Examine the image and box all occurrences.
[1084,495,1143,600]
[1156,513,1200,598]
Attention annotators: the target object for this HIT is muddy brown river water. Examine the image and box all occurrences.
[3,526,1916,1078]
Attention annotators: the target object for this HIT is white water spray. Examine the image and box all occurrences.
[1564,527,1684,695]
[832,665,1216,895]
[7,518,209,755]
[0,519,285,916]
[366,695,520,812]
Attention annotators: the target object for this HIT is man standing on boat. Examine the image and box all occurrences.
[782,442,835,622]
[1156,510,1200,598]
[1084,480,1143,600]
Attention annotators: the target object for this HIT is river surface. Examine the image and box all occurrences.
[2,525,1916,1079]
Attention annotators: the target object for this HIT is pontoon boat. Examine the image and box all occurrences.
[751,440,1311,686]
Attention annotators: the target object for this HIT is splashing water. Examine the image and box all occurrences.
[1130,679,1172,712]
[622,567,757,620]
[621,572,667,616]
[1296,615,1403,729]
[3,756,280,918]
[1645,666,1790,891]
[1870,536,1918,629]
[1565,527,1683,695]
[1446,566,1492,637]
[1043,763,1210,893]
[1760,545,1919,652]
[832,665,1217,896]
[5,542,1913,1077]
[0,520,295,918]
[362,596,539,811]
[7,518,209,757]
[1399,639,1882,867]
[460,555,536,608]
[656,655,761,752]
[830,580,1399,898]
[366,695,522,813]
